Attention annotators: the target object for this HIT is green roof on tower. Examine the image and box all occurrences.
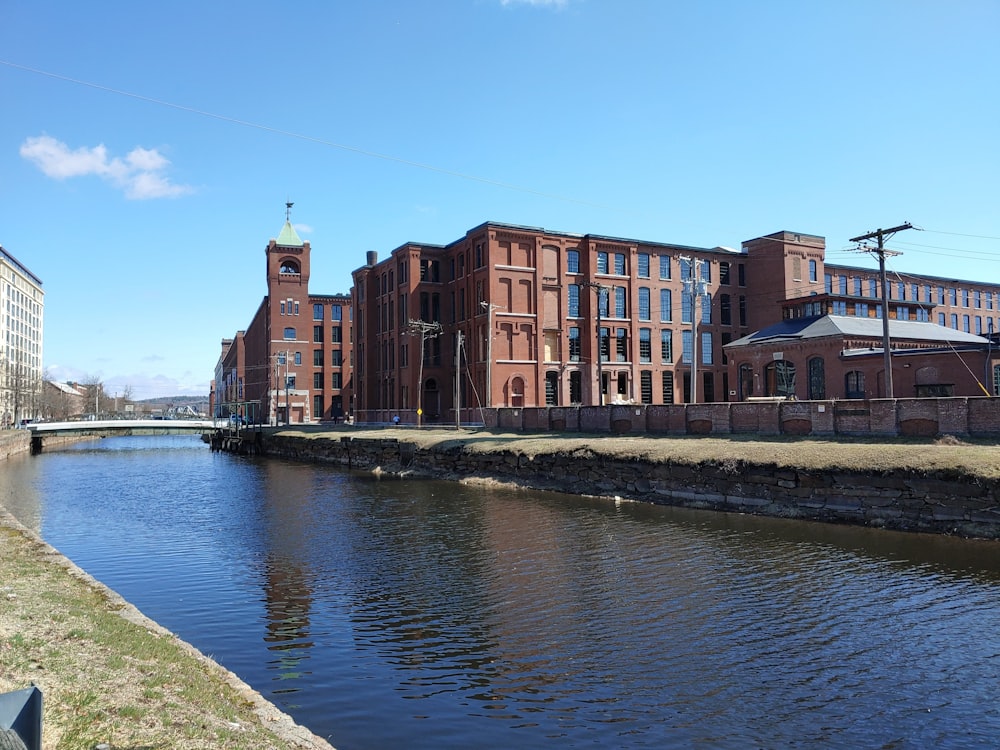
[276,220,303,248]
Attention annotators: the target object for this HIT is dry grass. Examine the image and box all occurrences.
[277,425,1000,481]
[0,518,333,750]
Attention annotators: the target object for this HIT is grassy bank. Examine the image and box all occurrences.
[274,425,1000,480]
[0,509,333,750]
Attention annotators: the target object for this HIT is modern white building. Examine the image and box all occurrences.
[0,244,44,427]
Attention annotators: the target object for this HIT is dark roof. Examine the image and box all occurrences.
[725,314,989,349]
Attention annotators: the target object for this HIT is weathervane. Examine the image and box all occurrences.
[285,201,294,222]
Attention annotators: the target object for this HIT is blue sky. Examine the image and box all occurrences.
[1,0,997,399]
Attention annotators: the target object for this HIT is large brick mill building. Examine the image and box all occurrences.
[350,223,1000,423]
[212,214,1000,425]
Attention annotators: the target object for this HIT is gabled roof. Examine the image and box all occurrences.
[275,221,304,248]
[725,314,989,349]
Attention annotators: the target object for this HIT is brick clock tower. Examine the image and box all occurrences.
[266,202,311,423]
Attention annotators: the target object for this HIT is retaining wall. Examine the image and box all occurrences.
[481,397,1000,437]
[263,433,1000,539]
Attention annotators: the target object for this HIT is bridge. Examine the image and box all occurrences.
[26,419,231,452]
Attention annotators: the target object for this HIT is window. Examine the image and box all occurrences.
[313,325,323,343]
[615,287,626,318]
[280,260,299,274]
[825,275,832,294]
[764,360,795,397]
[854,277,862,296]
[701,332,713,365]
[963,289,970,307]
[567,249,580,274]
[839,275,848,294]
[856,303,869,317]
[312,372,322,389]
[313,349,323,366]
[313,395,324,417]
[331,305,343,321]
[613,253,626,275]
[280,301,286,315]
[639,329,651,362]
[662,371,674,404]
[680,257,692,280]
[420,259,440,282]
[616,328,627,362]
[720,294,731,326]
[313,304,324,320]
[659,255,671,280]
[569,371,582,404]
[701,260,711,283]
[949,288,957,306]
[739,296,747,327]
[597,252,609,274]
[845,371,865,399]
[331,325,342,343]
[277,352,286,365]
[286,374,296,389]
[637,253,650,278]
[738,263,746,287]
[809,259,818,282]
[701,294,711,324]
[332,372,342,389]
[569,327,581,361]
[660,289,672,322]
[568,284,581,317]
[331,350,343,366]
[294,352,302,365]
[808,357,825,400]
[975,290,983,309]
[661,329,673,363]
[640,371,653,404]
[598,288,609,318]
[720,261,731,285]
[682,330,693,364]
[599,327,610,361]
[681,293,692,324]
[283,327,296,340]
[950,313,958,329]
[638,288,650,320]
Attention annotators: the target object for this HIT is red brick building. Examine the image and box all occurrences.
[350,223,1000,422]
[212,214,353,424]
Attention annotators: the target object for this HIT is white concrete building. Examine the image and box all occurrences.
[0,244,44,427]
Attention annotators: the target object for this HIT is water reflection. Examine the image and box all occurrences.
[3,437,1000,749]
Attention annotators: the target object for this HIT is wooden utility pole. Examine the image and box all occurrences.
[848,222,914,399]
[408,319,442,428]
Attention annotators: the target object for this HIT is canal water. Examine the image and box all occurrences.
[2,435,1000,749]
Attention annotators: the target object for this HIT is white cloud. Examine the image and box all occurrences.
[19,135,193,200]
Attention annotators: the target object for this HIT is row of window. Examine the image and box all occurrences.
[567,286,748,327]
[826,275,1000,309]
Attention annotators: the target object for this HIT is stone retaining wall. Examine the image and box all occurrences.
[0,431,30,459]
[263,434,1000,539]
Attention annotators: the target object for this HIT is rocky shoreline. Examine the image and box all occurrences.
[262,427,1000,540]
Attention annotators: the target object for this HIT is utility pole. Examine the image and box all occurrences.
[480,301,502,407]
[849,223,913,399]
[680,257,708,403]
[408,319,442,428]
[587,282,613,406]
[454,330,463,428]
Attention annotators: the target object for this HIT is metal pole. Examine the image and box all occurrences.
[594,287,604,406]
[455,330,463,428]
[849,223,912,399]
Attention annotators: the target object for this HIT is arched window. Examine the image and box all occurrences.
[545,371,559,406]
[807,357,825,400]
[764,360,796,397]
[283,327,296,340]
[845,371,865,399]
[280,259,300,274]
